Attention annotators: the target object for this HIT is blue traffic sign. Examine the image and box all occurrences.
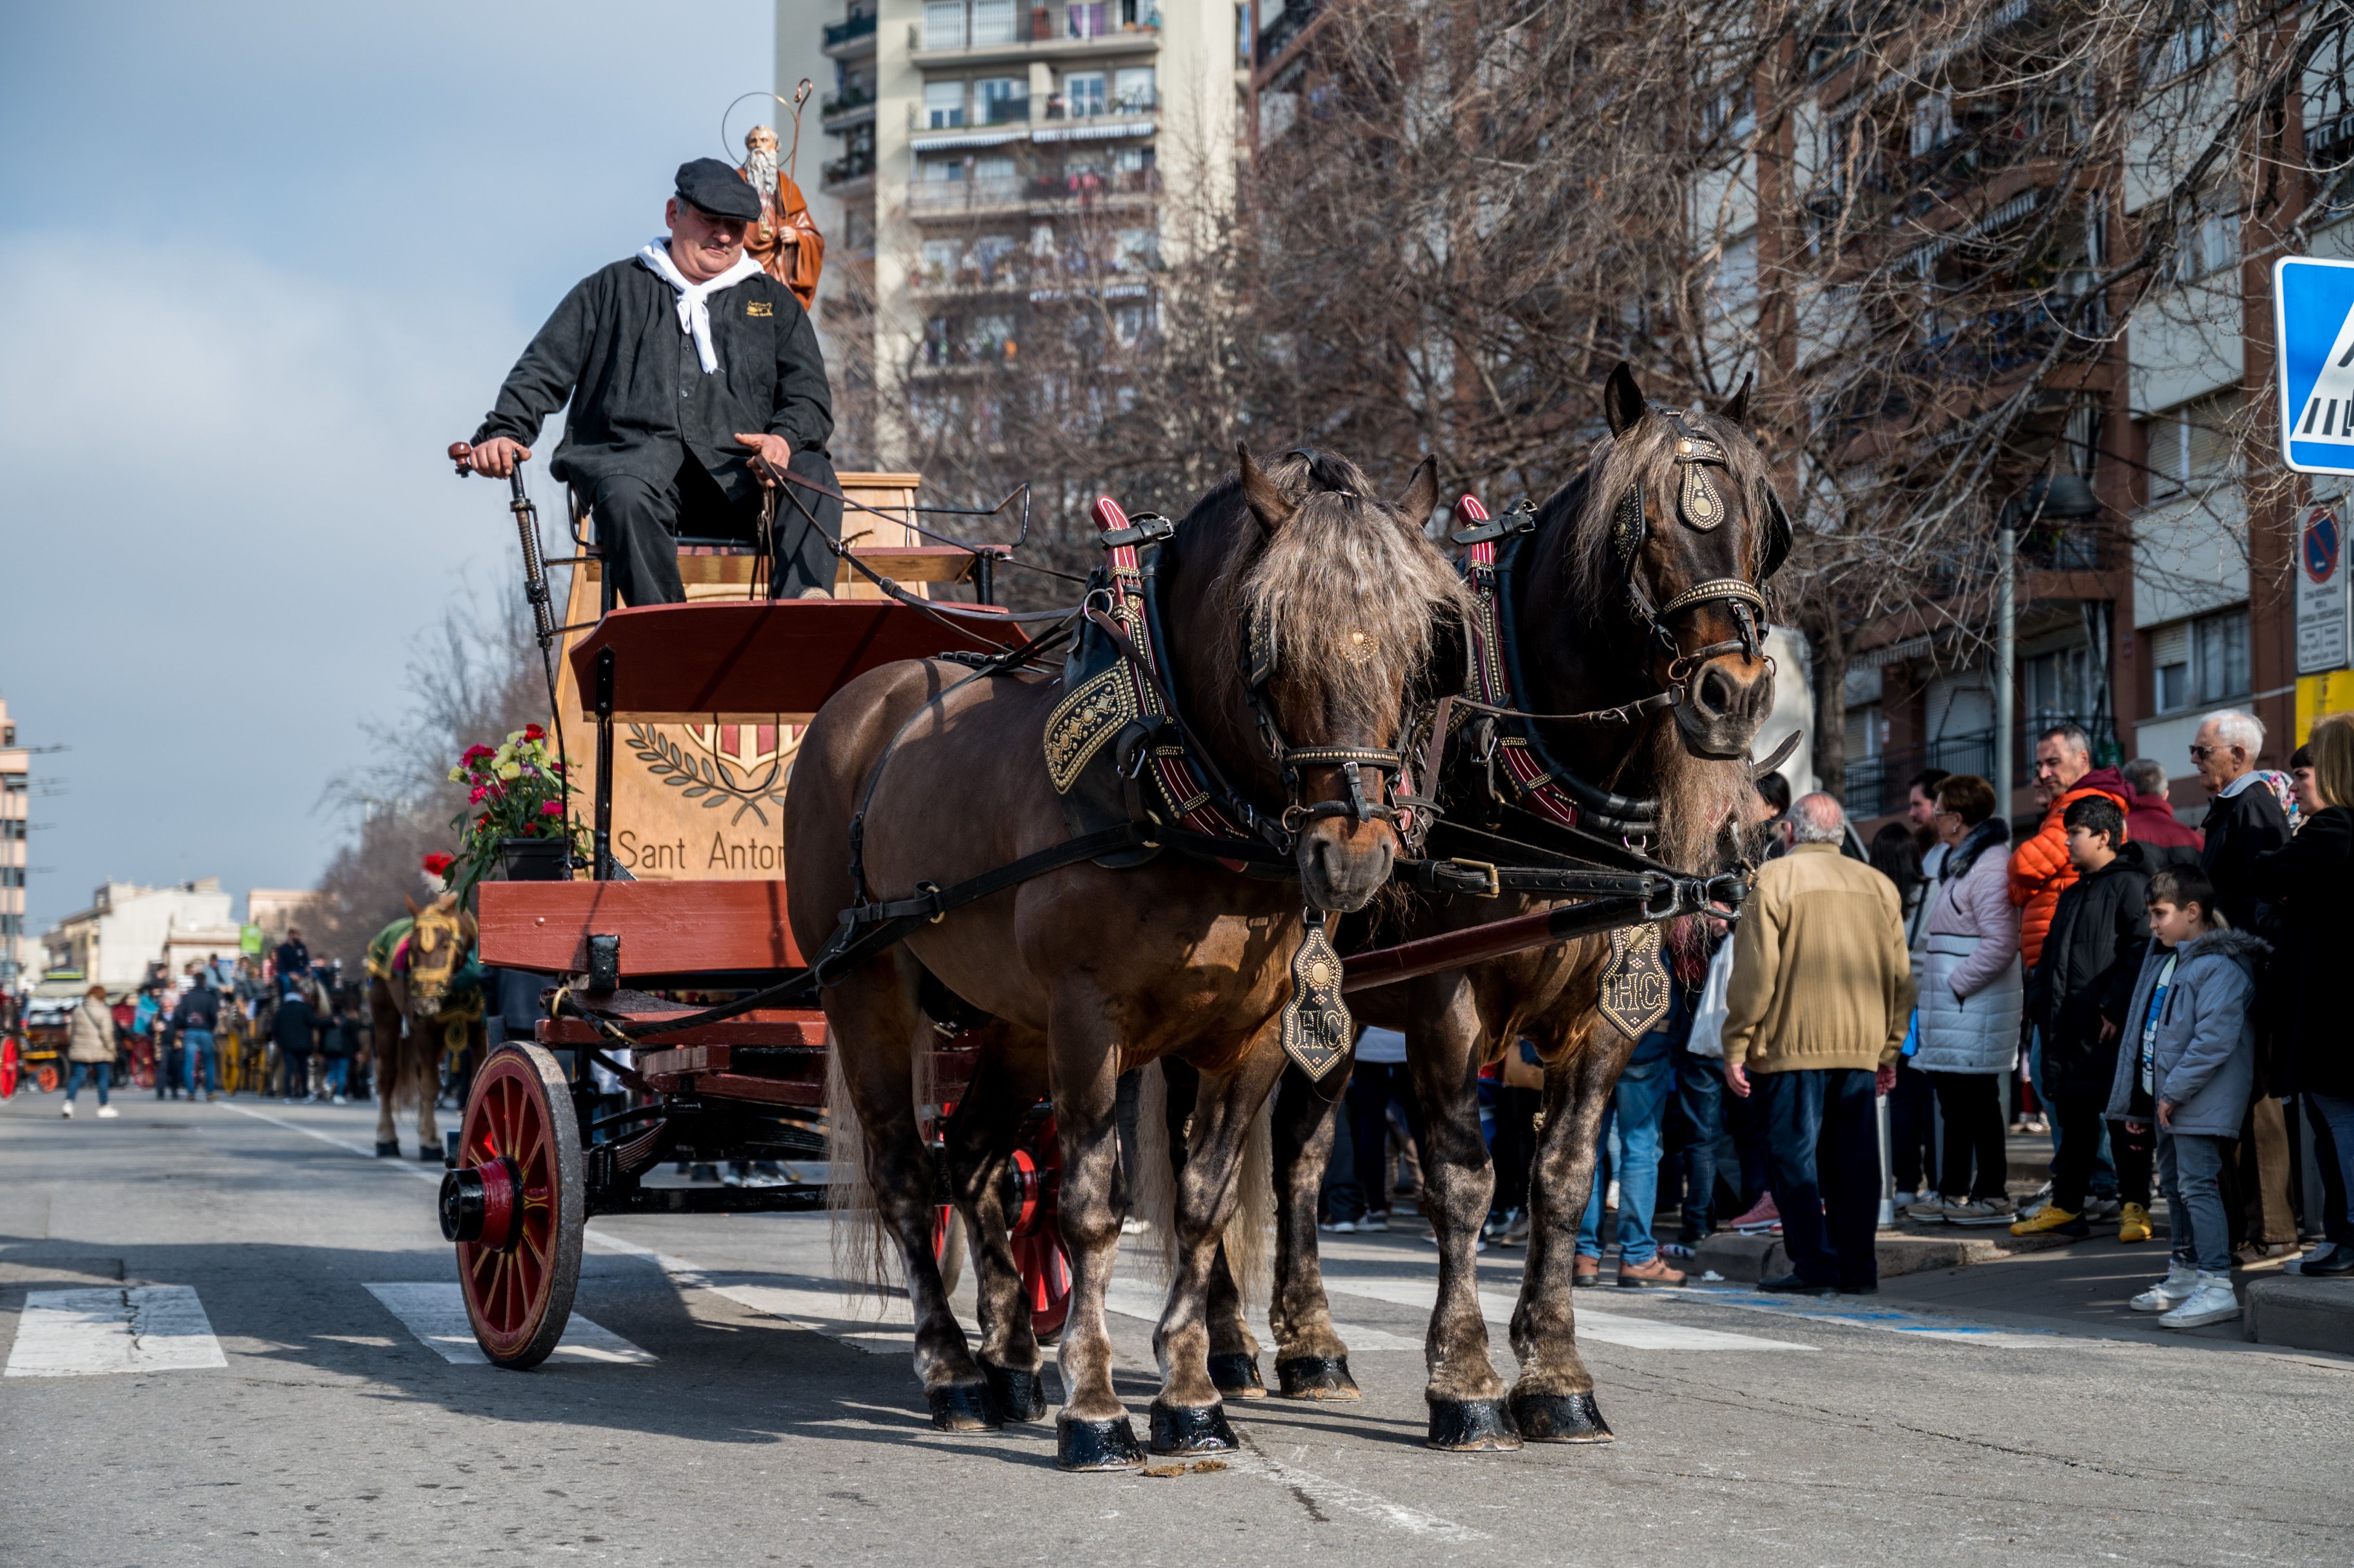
[2275,255,2354,476]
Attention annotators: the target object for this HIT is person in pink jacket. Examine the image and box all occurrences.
[1910,774,2024,1225]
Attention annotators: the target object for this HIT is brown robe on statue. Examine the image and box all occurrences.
[742,164,824,312]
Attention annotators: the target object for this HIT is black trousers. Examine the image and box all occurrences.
[1488,1085,1542,1219]
[2052,1090,2141,1210]
[1928,1069,2009,1201]
[588,448,844,607]
[2104,1114,2155,1209]
[1888,1057,1938,1194]
[1754,1067,1882,1290]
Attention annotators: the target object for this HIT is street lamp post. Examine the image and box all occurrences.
[1996,474,2102,825]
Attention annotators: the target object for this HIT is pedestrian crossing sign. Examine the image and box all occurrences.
[2275,255,2354,476]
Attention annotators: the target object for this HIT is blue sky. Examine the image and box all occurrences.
[0,1,773,934]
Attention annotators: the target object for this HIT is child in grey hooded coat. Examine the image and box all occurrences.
[2108,868,2268,1326]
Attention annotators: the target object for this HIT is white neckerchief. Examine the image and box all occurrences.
[637,240,765,374]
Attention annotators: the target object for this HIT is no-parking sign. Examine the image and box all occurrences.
[2297,503,2349,674]
[2277,256,2354,476]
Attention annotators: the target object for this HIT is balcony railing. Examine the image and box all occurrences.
[919,2,1160,51]
[822,85,876,120]
[907,167,1159,215]
[825,11,877,49]
[822,153,877,189]
[1841,729,1996,820]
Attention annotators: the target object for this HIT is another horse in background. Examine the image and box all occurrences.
[366,893,483,1160]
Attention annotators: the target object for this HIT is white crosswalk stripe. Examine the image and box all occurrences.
[363,1282,656,1365]
[6,1286,227,1377]
[1323,1273,1812,1351]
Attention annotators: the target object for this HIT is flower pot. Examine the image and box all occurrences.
[494,837,571,882]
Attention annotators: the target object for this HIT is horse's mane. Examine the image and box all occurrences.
[1545,404,1778,628]
[1529,404,1774,873]
[1186,450,1468,732]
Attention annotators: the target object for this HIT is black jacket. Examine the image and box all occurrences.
[273,991,316,1054]
[2026,841,2152,1095]
[2252,805,2354,1097]
[170,982,220,1035]
[472,257,832,504]
[2200,780,2291,936]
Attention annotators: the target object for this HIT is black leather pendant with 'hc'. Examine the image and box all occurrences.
[1281,911,1352,1080]
[1598,923,1671,1038]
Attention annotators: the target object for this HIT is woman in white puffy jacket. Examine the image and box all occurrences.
[1909,774,2022,1224]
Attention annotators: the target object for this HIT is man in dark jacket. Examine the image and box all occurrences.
[2190,708,2298,1259]
[273,926,310,983]
[2016,795,2151,1237]
[169,968,223,1102]
[453,159,842,606]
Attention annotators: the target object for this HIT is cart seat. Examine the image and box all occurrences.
[566,597,1022,723]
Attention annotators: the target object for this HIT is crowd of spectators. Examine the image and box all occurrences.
[1312,707,2354,1325]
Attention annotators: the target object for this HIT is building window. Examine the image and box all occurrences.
[2145,389,2242,500]
[923,0,967,49]
[0,914,19,938]
[1066,3,1108,40]
[925,80,967,129]
[2144,6,2230,86]
[977,75,1027,124]
[2164,186,2240,283]
[921,239,959,285]
[1908,90,1955,156]
[2151,607,2249,713]
[1113,66,1155,112]
[921,157,965,182]
[1064,72,1106,117]
[972,0,1017,45]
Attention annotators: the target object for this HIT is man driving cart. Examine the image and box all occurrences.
[452,158,843,604]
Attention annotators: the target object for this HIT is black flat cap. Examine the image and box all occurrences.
[674,157,762,222]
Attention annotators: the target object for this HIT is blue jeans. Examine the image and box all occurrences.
[2157,1127,2233,1275]
[66,1062,111,1107]
[1669,1049,1725,1240]
[1752,1067,1882,1290]
[181,1030,216,1096]
[323,1057,349,1096]
[1578,1041,1676,1265]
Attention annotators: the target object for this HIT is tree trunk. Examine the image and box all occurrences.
[1804,606,1849,804]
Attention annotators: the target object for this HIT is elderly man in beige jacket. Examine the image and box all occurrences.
[1723,793,1914,1295]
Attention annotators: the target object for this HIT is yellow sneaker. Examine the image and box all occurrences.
[2116,1203,2152,1244]
[2009,1204,2089,1238]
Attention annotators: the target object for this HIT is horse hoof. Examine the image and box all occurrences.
[1509,1389,1614,1443]
[926,1382,1000,1432]
[1208,1352,1266,1399]
[1274,1355,1361,1401]
[374,1141,401,1158]
[1148,1401,1238,1454]
[419,1149,446,1165]
[1056,1414,1145,1471]
[1426,1397,1522,1452]
[982,1362,1047,1423]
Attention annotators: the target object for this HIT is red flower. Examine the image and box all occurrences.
[462,744,494,763]
[468,785,488,803]
[539,800,564,816]
[523,724,546,741]
[422,852,456,879]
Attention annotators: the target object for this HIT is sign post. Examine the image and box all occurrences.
[2274,255,2354,477]
[2297,503,2350,676]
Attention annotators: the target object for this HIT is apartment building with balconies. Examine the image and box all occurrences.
[783,0,1241,466]
[0,697,28,988]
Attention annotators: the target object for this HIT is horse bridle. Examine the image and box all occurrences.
[1237,603,1415,835]
[1607,406,1788,707]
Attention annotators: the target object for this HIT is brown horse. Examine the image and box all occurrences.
[366,894,482,1161]
[1254,364,1783,1447]
[787,448,1466,1469]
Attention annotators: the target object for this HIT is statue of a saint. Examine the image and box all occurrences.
[739,124,825,312]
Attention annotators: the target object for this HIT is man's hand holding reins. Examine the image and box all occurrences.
[451,438,531,478]
[736,430,793,487]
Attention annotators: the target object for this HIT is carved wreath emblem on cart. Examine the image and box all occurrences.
[627,723,796,826]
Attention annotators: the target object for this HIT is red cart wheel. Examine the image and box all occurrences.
[440,1045,583,1369]
[33,1063,59,1095]
[932,1204,967,1294]
[1016,1229,1072,1343]
[1,1038,18,1100]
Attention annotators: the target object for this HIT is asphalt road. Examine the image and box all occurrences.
[3,1091,2349,1567]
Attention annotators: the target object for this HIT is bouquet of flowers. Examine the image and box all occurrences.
[445,725,582,894]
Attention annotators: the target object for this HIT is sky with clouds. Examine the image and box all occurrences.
[0,0,774,936]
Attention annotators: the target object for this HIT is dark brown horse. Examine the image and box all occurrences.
[1254,364,1783,1447]
[787,448,1466,1469]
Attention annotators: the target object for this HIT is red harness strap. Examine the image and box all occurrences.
[1090,496,1256,846]
[1454,495,1583,830]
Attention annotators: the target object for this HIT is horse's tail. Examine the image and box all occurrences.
[825,1038,895,1306]
[1135,1062,1274,1313]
